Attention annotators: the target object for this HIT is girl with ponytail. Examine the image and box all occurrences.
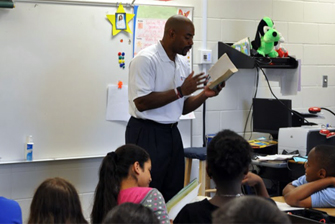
[91,144,169,224]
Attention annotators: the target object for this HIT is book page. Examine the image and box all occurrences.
[207,53,238,89]
[166,178,200,219]
[275,201,304,212]
[168,183,201,220]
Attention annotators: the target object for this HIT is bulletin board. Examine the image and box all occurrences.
[133,5,193,66]
[0,1,193,162]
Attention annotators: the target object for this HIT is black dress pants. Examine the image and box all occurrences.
[125,116,184,202]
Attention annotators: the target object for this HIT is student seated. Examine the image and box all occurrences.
[173,129,270,224]
[28,177,88,224]
[283,145,335,208]
[0,196,22,224]
[102,202,159,224]
[91,144,169,224]
[212,195,291,224]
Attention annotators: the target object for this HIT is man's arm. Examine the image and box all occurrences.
[134,89,180,112]
[182,82,224,115]
[134,71,212,112]
[283,177,335,207]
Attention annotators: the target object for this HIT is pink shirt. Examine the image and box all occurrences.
[118,187,152,204]
[118,187,169,224]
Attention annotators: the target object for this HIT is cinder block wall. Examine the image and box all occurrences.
[1,1,334,223]
[189,0,335,145]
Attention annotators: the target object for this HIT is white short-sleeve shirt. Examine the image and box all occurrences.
[128,41,191,124]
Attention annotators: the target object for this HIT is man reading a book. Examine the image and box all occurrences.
[126,15,225,202]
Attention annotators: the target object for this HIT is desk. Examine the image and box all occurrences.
[252,160,287,168]
[251,159,305,196]
[272,196,335,216]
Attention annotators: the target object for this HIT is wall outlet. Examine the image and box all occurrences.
[199,49,212,64]
[323,75,328,88]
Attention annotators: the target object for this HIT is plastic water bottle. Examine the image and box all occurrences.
[25,135,33,161]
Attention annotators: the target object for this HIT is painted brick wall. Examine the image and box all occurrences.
[190,0,335,146]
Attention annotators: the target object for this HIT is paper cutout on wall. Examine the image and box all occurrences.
[106,4,135,36]
[178,9,190,18]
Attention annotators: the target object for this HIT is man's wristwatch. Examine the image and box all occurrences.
[176,86,184,99]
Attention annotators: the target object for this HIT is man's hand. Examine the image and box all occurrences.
[181,72,225,115]
[204,81,225,98]
[180,72,207,96]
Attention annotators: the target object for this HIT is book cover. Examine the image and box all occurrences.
[207,53,238,90]
[248,139,278,149]
[166,178,201,220]
[232,37,251,56]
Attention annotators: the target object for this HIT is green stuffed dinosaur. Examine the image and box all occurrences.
[251,17,280,58]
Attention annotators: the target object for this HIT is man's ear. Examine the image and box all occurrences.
[168,28,176,38]
[319,168,327,178]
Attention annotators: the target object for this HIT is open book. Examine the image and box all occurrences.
[166,178,201,220]
[207,53,238,90]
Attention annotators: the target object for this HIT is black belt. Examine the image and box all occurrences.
[131,116,178,128]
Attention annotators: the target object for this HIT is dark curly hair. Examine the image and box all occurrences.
[207,129,252,182]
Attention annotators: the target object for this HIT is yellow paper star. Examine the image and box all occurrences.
[107,4,135,36]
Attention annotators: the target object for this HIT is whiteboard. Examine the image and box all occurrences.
[0,2,133,161]
[0,2,193,162]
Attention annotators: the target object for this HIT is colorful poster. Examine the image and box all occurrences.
[133,5,193,67]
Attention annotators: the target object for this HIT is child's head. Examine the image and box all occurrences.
[206,129,252,184]
[28,177,87,224]
[212,196,291,224]
[305,145,335,182]
[91,144,151,223]
[106,143,152,188]
[102,202,159,224]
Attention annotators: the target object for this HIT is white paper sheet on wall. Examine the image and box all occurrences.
[133,5,193,67]
[106,84,130,121]
[106,84,195,122]
[180,112,195,120]
[264,59,301,96]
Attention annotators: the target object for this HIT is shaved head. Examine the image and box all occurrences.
[161,15,194,60]
[164,15,193,35]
